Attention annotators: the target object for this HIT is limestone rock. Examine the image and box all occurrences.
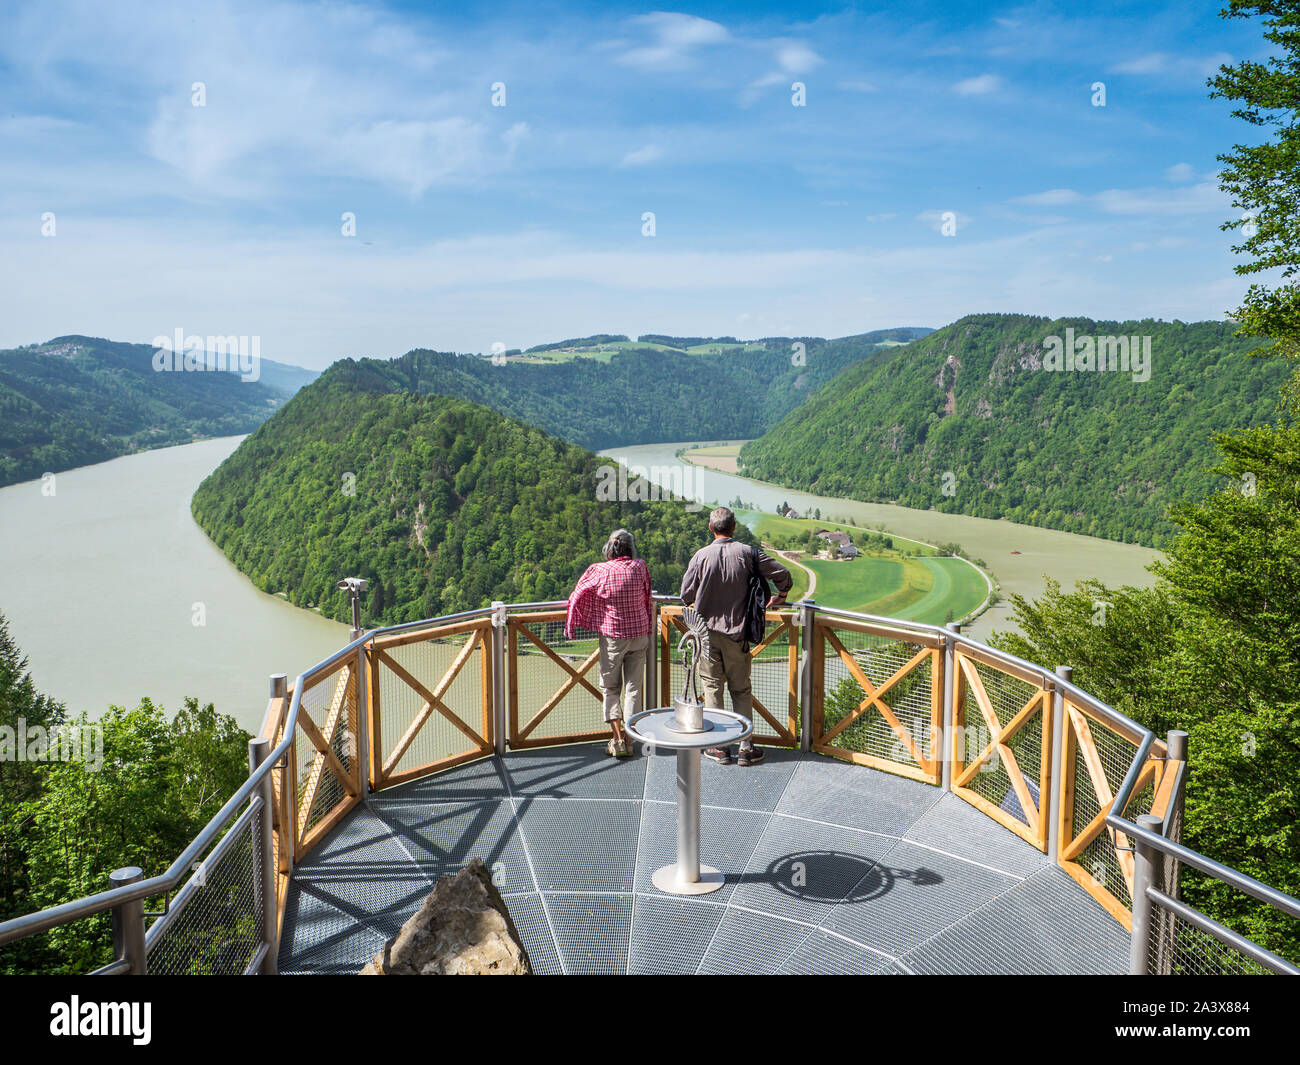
[359,858,531,975]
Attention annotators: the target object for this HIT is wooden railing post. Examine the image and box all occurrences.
[647,597,660,710]
[353,645,369,800]
[249,737,278,974]
[798,600,816,751]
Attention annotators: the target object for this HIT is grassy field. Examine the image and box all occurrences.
[802,555,987,624]
[732,509,990,624]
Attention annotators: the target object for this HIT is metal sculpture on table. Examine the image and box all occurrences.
[669,606,711,733]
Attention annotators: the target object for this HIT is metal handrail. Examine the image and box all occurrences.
[1110,814,1300,922]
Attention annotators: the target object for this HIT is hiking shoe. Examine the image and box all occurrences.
[607,737,633,759]
[704,746,734,765]
[737,745,765,767]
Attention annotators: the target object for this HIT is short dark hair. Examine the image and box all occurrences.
[708,507,736,536]
[603,528,636,559]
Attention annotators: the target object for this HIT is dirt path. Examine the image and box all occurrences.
[768,543,817,599]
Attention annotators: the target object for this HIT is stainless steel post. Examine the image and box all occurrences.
[941,623,959,791]
[799,600,816,752]
[1129,812,1164,975]
[249,737,279,974]
[1048,665,1072,863]
[491,601,508,757]
[677,749,702,883]
[268,674,292,884]
[108,867,147,975]
[1165,729,1188,842]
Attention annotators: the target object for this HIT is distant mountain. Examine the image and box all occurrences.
[0,336,318,487]
[192,382,733,625]
[738,314,1290,546]
[314,326,934,451]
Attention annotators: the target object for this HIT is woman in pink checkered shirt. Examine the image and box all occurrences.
[565,528,653,758]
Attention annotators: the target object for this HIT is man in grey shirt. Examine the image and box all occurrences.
[680,507,792,766]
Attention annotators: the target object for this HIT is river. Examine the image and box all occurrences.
[0,436,1158,735]
[0,438,347,735]
[598,441,1161,642]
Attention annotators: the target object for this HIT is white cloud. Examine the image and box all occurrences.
[620,144,664,168]
[1094,180,1227,216]
[1109,51,1231,77]
[1164,162,1196,183]
[616,12,730,69]
[774,41,822,74]
[953,74,1003,96]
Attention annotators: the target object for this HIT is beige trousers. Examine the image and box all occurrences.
[597,634,649,723]
[699,631,754,746]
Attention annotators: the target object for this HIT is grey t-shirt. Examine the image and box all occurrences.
[679,537,793,641]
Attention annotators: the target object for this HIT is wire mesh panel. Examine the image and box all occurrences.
[951,650,1052,849]
[811,617,940,782]
[293,651,363,858]
[509,612,612,747]
[146,802,264,975]
[1149,907,1276,976]
[1058,699,1166,927]
[371,619,493,786]
[659,605,798,746]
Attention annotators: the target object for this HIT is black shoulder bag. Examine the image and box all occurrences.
[744,544,771,646]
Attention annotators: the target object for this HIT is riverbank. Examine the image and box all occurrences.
[609,440,1160,642]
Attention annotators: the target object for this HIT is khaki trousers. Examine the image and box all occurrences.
[597,634,649,723]
[699,631,754,746]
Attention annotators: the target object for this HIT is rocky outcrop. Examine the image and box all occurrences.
[359,858,531,975]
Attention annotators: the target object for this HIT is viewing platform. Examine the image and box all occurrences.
[280,746,1128,975]
[3,596,1297,977]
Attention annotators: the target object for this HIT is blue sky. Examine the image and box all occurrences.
[0,0,1270,368]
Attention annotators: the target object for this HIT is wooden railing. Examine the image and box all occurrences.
[811,615,942,783]
[250,599,1185,939]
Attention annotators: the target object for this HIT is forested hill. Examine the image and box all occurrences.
[191,380,736,627]
[0,336,318,487]
[738,314,1290,547]
[304,326,932,450]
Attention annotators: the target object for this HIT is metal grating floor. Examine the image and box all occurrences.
[279,746,1129,975]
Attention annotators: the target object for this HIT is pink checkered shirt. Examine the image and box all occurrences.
[565,557,652,639]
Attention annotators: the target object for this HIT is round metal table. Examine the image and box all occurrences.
[626,705,753,895]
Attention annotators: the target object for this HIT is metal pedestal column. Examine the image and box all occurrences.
[652,747,724,894]
[628,705,749,897]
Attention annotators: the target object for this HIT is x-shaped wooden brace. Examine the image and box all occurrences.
[298,663,359,830]
[820,629,934,774]
[1060,704,1158,894]
[377,631,487,780]
[514,622,604,742]
[953,653,1045,836]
